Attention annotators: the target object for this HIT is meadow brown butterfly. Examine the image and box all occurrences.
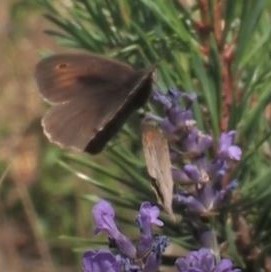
[35,53,154,154]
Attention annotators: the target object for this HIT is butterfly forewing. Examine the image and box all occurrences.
[36,53,153,153]
[35,54,135,104]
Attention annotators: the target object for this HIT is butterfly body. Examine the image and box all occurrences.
[35,53,153,153]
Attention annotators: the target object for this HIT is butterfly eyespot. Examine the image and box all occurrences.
[56,63,69,70]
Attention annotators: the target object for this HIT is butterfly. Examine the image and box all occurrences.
[35,53,154,154]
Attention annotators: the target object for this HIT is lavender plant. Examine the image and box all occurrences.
[82,200,167,271]
[82,200,240,272]
[81,90,242,271]
[37,0,271,271]
[152,89,241,218]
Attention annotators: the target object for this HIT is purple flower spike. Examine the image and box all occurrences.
[84,200,168,272]
[92,200,136,258]
[218,131,242,161]
[82,250,120,272]
[175,248,241,272]
[175,179,238,216]
[136,202,164,257]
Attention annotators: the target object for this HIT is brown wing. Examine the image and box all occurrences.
[36,53,153,152]
[41,93,119,151]
[142,122,174,217]
[35,53,135,104]
[85,69,153,153]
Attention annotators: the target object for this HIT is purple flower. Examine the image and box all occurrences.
[86,200,168,271]
[152,90,173,110]
[174,180,237,216]
[175,248,241,272]
[141,235,169,272]
[92,200,136,258]
[159,109,195,140]
[137,202,164,235]
[182,128,213,155]
[174,193,207,214]
[183,163,210,184]
[218,131,242,161]
[151,89,242,219]
[173,158,218,186]
[136,202,165,257]
[152,90,198,142]
[82,250,120,272]
[167,106,195,130]
[144,252,160,272]
[93,200,119,237]
[172,168,193,183]
[160,117,178,136]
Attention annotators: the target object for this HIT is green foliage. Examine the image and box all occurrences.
[37,0,271,270]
